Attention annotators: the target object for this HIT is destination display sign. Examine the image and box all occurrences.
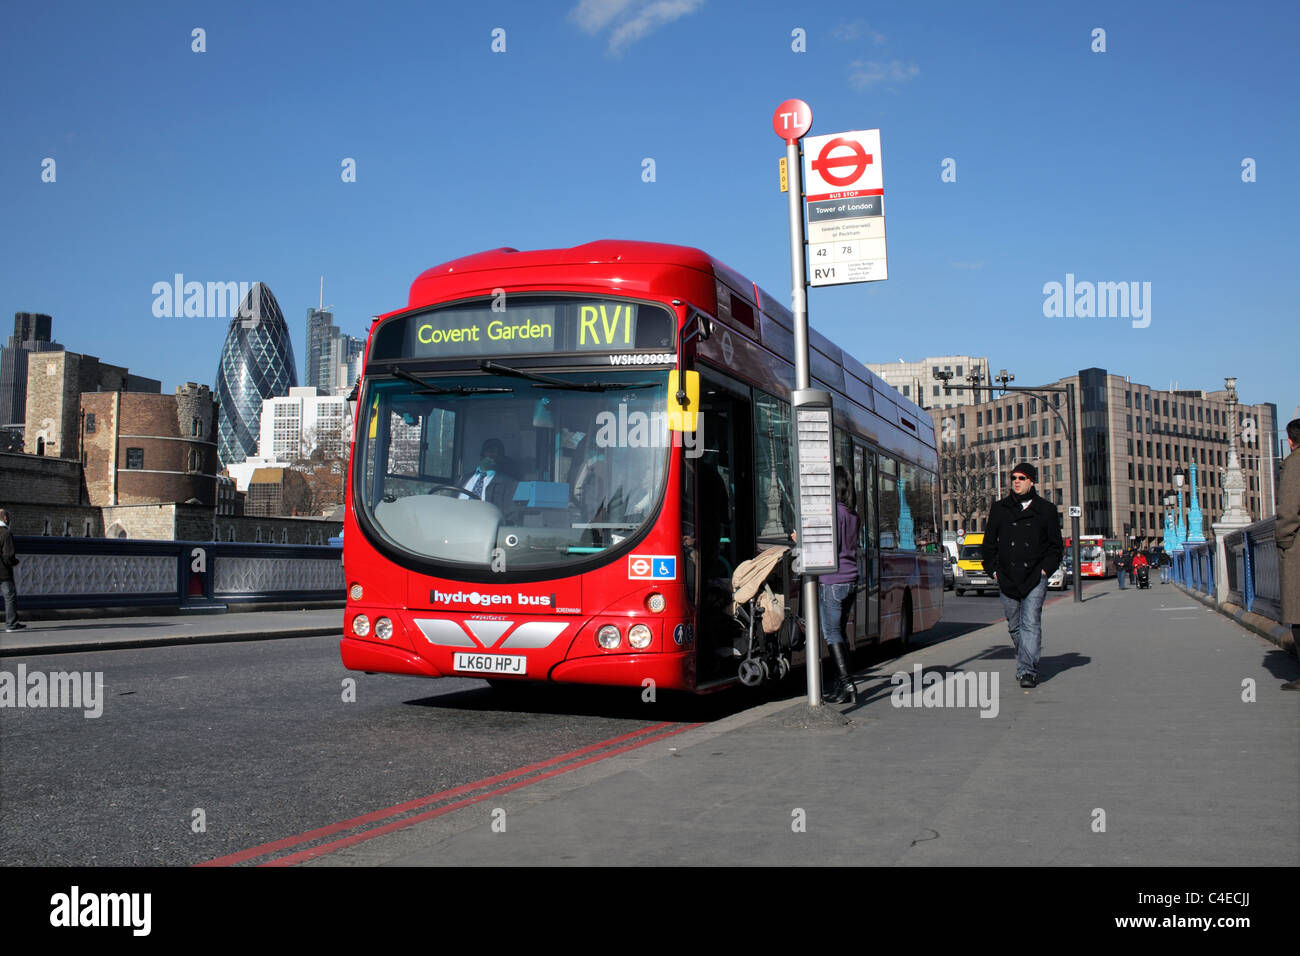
[369,297,675,361]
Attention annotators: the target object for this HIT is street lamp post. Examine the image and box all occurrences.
[1187,461,1206,543]
[965,369,1081,603]
[1173,467,1186,582]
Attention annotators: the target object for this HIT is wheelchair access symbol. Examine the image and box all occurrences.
[628,555,676,580]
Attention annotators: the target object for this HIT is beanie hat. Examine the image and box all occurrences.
[1010,462,1038,483]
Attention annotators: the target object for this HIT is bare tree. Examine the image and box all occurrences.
[288,424,348,515]
[940,442,997,531]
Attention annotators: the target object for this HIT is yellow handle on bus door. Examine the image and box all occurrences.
[667,370,699,432]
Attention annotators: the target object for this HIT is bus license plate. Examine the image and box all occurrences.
[454,653,527,675]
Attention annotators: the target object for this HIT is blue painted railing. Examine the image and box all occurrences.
[1221,518,1282,622]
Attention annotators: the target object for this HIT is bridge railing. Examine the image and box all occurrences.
[1221,518,1282,622]
[11,536,344,612]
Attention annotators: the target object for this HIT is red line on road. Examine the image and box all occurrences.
[260,722,702,866]
[198,722,678,867]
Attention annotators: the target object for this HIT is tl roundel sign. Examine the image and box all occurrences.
[772,99,812,143]
[802,129,883,200]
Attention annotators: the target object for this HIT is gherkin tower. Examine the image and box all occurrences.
[215,283,298,466]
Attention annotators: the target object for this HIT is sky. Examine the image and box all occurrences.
[2,0,1297,425]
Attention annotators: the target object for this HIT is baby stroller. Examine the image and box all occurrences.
[1135,563,1150,589]
[729,545,799,686]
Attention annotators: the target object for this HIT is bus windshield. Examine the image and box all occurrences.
[354,369,672,571]
[1081,545,1105,562]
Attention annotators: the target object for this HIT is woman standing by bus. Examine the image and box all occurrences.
[820,466,860,704]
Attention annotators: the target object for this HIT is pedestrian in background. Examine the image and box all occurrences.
[1275,419,1300,690]
[0,509,25,632]
[983,462,1063,688]
[1116,547,1131,590]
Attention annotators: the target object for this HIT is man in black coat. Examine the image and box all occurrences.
[0,508,25,632]
[982,463,1063,688]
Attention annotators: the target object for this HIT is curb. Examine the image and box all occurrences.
[0,626,341,658]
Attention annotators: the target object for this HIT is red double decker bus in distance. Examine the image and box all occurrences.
[340,241,942,693]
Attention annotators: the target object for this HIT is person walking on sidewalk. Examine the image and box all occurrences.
[982,463,1063,688]
[820,466,860,704]
[0,509,25,632]
[1116,547,1131,590]
[1275,419,1300,690]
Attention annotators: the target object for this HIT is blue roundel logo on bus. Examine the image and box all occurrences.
[672,624,694,647]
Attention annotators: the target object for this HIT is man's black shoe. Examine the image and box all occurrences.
[1019,673,1036,688]
[5,622,26,631]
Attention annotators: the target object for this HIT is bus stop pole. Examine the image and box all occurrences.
[1068,382,1082,603]
[784,138,824,707]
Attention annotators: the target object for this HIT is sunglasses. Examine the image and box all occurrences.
[1011,475,1032,481]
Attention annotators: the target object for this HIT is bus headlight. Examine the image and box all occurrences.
[352,614,371,637]
[645,593,666,613]
[349,583,363,601]
[375,617,393,640]
[628,624,653,649]
[597,625,622,649]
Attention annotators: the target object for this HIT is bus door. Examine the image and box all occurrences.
[695,368,755,677]
[854,444,879,642]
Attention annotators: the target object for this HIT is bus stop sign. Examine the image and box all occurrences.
[772,99,812,144]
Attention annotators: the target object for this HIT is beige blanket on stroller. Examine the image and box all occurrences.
[730,545,789,634]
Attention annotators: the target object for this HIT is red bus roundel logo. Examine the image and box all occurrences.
[810,136,872,187]
[772,99,812,143]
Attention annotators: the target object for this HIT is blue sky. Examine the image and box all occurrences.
[2,0,1297,423]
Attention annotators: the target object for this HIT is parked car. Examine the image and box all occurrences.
[942,552,954,590]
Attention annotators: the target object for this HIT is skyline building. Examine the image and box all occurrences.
[0,312,63,434]
[305,306,364,393]
[215,283,297,467]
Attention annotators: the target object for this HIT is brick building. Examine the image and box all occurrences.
[23,350,160,459]
[81,384,219,507]
[245,467,310,517]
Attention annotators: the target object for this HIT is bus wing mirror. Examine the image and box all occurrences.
[667,370,699,432]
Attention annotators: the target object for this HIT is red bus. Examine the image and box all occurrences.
[340,241,942,692]
[1072,534,1112,578]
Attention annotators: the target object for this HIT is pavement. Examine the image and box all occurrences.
[0,607,342,657]
[3,586,1297,867]
[303,583,1299,866]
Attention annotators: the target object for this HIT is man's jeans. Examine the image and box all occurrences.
[1118,568,1128,589]
[1,580,17,628]
[999,576,1047,679]
[819,582,854,647]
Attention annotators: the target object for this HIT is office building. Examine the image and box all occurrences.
[866,355,991,411]
[306,307,365,394]
[215,283,297,467]
[258,386,352,461]
[0,312,64,435]
[932,367,1280,544]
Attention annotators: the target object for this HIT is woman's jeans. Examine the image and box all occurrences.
[819,582,854,647]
